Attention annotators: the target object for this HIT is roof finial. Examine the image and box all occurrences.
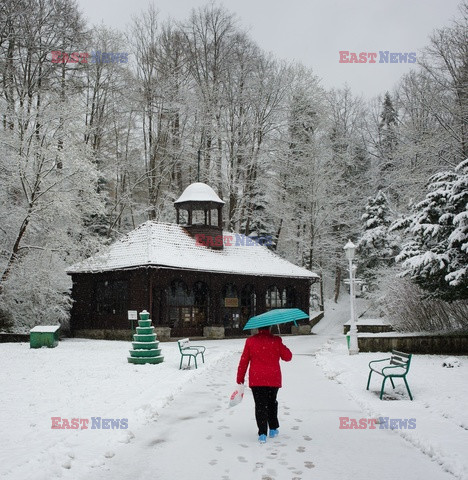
[197,150,201,182]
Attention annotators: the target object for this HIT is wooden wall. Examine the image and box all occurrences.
[69,267,315,337]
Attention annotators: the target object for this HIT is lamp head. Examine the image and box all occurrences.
[344,239,356,261]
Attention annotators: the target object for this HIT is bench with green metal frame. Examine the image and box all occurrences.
[177,338,206,369]
[367,350,413,400]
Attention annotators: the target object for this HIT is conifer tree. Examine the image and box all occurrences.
[357,191,399,286]
[392,159,468,301]
[376,92,399,194]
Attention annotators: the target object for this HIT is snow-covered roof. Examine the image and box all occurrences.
[30,326,60,333]
[174,182,225,205]
[67,221,317,279]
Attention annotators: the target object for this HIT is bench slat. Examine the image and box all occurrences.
[391,355,409,363]
[390,359,408,367]
[392,350,410,358]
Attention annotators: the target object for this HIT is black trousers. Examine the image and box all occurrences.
[251,386,279,436]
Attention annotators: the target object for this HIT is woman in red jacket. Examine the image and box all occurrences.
[236,326,292,443]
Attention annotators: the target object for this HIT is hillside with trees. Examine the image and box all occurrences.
[0,0,466,331]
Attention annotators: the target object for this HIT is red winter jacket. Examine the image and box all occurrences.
[236,330,292,387]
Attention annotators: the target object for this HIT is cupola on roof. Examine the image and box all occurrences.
[174,182,225,206]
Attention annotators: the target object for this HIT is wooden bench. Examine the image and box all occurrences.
[177,338,206,369]
[366,350,413,400]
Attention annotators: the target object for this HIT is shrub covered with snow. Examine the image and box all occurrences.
[376,276,468,333]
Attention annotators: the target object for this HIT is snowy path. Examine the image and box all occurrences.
[1,298,464,480]
[83,337,453,480]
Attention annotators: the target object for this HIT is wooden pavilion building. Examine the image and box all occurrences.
[67,183,319,339]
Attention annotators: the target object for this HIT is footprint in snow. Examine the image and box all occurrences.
[119,431,135,444]
[148,438,165,447]
[216,446,223,452]
[209,459,218,466]
[206,435,213,440]
[296,446,306,453]
[292,426,299,430]
[303,435,312,441]
[237,456,248,463]
[239,443,249,448]
[304,461,315,469]
[294,419,303,423]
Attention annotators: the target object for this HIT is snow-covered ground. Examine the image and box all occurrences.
[316,341,468,480]
[1,300,467,480]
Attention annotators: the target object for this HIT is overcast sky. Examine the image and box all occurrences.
[76,0,462,99]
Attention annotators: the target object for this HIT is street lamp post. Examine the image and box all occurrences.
[344,240,359,355]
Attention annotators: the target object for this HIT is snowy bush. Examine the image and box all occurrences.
[379,277,468,333]
[391,159,468,301]
[0,252,72,333]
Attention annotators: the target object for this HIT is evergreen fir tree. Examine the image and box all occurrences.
[357,191,399,286]
[377,92,399,195]
[392,159,468,301]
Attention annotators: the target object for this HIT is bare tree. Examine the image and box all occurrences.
[418,2,468,165]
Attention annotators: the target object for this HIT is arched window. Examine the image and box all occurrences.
[241,284,256,311]
[168,281,192,306]
[266,286,285,309]
[240,284,256,328]
[166,281,208,330]
[223,284,238,302]
[193,281,209,324]
[167,281,193,327]
[222,284,240,329]
[285,287,296,308]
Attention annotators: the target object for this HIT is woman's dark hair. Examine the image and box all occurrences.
[259,326,271,332]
